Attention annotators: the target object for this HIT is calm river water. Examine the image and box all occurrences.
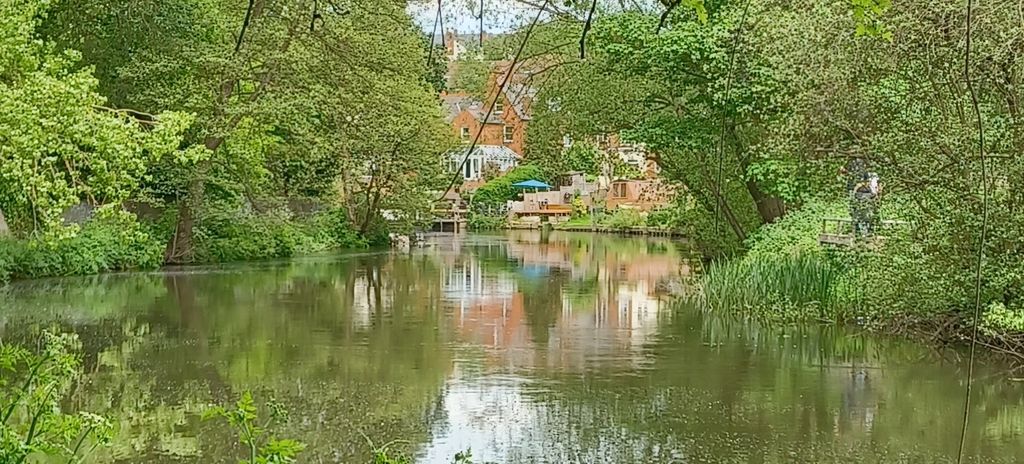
[2,231,1023,463]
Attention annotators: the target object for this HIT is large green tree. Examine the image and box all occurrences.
[43,0,452,261]
[0,0,192,236]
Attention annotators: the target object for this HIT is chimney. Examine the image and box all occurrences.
[445,30,456,56]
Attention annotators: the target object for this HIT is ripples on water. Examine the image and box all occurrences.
[2,231,1023,463]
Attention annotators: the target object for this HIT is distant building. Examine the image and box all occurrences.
[594,134,658,178]
[441,60,540,192]
[444,30,468,61]
[605,179,674,211]
[444,145,519,182]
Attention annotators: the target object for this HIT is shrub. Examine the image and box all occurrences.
[645,205,685,229]
[305,208,369,251]
[744,200,844,260]
[194,206,371,263]
[570,195,587,219]
[470,165,550,207]
[600,208,645,230]
[467,213,505,231]
[981,302,1024,335]
[194,208,300,263]
[0,209,164,282]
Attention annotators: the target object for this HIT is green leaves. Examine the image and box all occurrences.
[203,391,305,464]
[0,0,190,234]
[850,0,893,41]
[0,331,112,464]
[682,0,709,25]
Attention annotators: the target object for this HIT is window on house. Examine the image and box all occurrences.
[503,125,514,143]
[461,127,471,142]
[612,183,628,199]
[494,99,504,114]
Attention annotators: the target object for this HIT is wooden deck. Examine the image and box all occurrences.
[819,217,909,246]
[512,205,572,217]
[432,208,468,233]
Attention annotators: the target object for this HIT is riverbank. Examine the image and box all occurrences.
[0,207,376,283]
[693,200,1024,363]
[470,206,687,238]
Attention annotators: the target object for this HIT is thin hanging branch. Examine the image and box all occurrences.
[426,0,441,67]
[436,0,551,201]
[480,0,485,47]
[713,0,753,237]
[579,0,598,59]
[956,0,989,460]
[234,0,257,54]
[309,0,322,32]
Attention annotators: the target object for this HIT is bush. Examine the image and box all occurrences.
[645,204,685,229]
[981,302,1024,335]
[600,208,645,230]
[744,201,844,260]
[470,164,550,207]
[467,213,505,231]
[0,209,164,282]
[305,208,369,251]
[194,207,368,263]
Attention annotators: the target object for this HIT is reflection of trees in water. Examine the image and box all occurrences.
[5,236,1024,462]
[3,255,453,462]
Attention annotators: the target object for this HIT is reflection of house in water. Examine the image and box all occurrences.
[437,233,686,371]
[441,254,527,348]
[350,271,393,330]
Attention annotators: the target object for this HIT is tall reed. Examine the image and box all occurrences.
[698,253,850,321]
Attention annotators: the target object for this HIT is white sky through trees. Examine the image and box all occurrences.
[407,0,541,35]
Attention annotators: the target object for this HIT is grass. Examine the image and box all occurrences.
[557,215,594,228]
[698,253,853,322]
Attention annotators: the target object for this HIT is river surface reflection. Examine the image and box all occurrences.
[1,231,1023,463]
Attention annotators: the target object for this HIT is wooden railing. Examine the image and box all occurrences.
[819,217,910,246]
[432,208,468,220]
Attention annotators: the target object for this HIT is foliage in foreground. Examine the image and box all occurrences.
[204,391,305,464]
[0,331,113,464]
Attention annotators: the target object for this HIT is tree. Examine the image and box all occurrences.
[43,0,451,261]
[0,0,192,236]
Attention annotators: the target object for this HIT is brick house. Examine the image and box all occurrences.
[441,61,539,190]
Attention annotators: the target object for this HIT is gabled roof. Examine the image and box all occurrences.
[441,93,503,125]
[503,83,538,121]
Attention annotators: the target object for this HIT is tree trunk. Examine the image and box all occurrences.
[745,180,787,224]
[693,162,748,243]
[164,136,223,264]
[0,206,9,237]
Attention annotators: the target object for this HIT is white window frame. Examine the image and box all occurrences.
[494,99,504,114]
[461,127,471,142]
[503,125,514,143]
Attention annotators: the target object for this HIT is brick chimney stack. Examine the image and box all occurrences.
[445,30,456,56]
